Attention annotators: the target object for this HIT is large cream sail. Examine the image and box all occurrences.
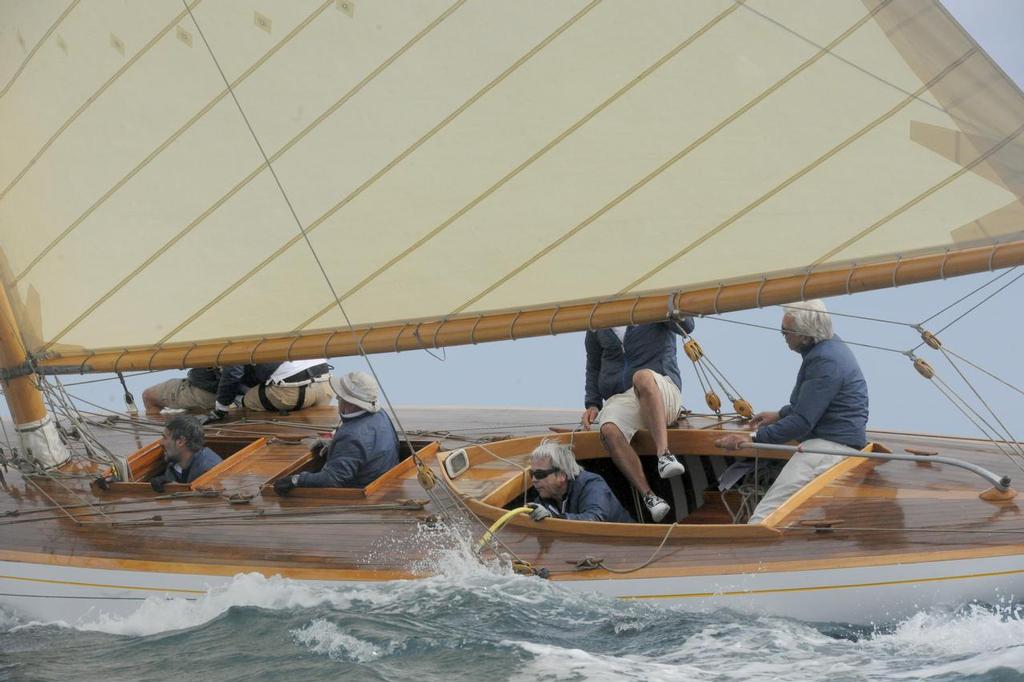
[1,0,1022,370]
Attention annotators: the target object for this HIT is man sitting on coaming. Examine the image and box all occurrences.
[150,415,223,492]
[526,440,634,523]
[273,371,399,493]
[714,300,868,523]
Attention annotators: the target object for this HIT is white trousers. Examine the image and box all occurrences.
[748,438,858,524]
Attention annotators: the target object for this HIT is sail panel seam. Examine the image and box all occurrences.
[0,1,204,209]
[38,0,468,351]
[14,0,336,285]
[451,3,886,316]
[0,0,81,101]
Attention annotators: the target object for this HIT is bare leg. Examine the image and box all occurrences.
[600,422,651,496]
[142,387,163,415]
[633,370,669,455]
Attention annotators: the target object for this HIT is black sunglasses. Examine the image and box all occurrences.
[530,467,560,480]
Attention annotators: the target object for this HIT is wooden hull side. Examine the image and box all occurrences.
[3,407,1024,625]
[4,552,1023,626]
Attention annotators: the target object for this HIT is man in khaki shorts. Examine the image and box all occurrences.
[582,317,694,522]
[144,368,220,414]
[144,361,332,420]
[205,360,333,422]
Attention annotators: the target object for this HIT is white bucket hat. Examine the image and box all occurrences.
[328,371,381,413]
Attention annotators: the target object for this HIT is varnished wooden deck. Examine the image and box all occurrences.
[1,406,1022,583]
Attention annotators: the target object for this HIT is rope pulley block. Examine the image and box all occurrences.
[416,461,437,491]
[683,339,704,363]
[705,391,722,413]
[913,357,935,379]
[919,329,942,350]
[732,399,754,420]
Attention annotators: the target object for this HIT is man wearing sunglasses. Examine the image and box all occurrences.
[526,440,634,523]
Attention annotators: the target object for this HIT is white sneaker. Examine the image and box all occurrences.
[657,453,685,478]
[643,492,670,523]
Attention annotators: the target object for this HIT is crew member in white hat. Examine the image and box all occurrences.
[273,371,400,493]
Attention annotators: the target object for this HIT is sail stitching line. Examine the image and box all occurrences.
[617,43,974,295]
[158,0,604,341]
[291,1,742,332]
[811,121,1024,266]
[182,2,539,564]
[14,0,336,285]
[181,0,428,465]
[0,0,81,101]
[0,0,205,207]
[735,0,971,122]
[449,3,887,316]
[38,0,468,351]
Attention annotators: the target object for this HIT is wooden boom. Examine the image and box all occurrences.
[30,239,1024,374]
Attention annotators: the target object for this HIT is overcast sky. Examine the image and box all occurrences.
[15,1,1024,445]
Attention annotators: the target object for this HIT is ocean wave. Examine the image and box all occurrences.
[291,618,403,663]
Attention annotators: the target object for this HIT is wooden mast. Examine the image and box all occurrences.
[32,238,1024,374]
[0,283,67,467]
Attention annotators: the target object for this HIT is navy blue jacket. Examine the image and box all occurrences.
[186,367,221,394]
[584,319,694,409]
[152,447,222,487]
[754,336,869,449]
[539,470,634,523]
[215,363,282,407]
[297,411,400,488]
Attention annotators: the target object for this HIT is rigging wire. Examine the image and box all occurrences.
[919,267,1017,325]
[182,2,528,566]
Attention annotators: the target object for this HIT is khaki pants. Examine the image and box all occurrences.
[148,378,216,411]
[241,381,332,412]
[748,438,857,524]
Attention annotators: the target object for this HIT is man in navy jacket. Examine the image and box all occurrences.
[273,371,399,492]
[715,300,868,523]
[526,440,633,523]
[583,316,694,522]
[150,415,222,492]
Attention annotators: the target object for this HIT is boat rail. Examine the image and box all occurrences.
[743,442,1012,492]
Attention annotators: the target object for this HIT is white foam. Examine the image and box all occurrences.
[506,640,704,682]
[291,618,400,663]
[76,573,354,636]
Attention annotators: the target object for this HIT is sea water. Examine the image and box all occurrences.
[3,533,1024,682]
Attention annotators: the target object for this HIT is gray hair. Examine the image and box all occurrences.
[530,439,583,479]
[165,414,206,453]
[783,299,833,343]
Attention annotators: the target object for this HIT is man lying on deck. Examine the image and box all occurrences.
[272,371,400,494]
[714,300,869,524]
[150,415,222,492]
[526,440,634,523]
[142,360,332,420]
[582,317,695,522]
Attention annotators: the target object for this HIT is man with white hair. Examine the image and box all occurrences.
[526,440,634,523]
[272,371,399,493]
[715,300,869,523]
